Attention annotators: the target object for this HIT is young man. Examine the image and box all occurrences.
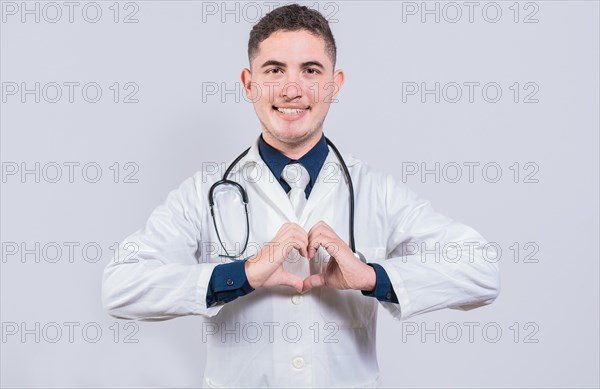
[103,4,500,388]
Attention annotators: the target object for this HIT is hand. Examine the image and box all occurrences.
[302,221,376,293]
[245,223,308,293]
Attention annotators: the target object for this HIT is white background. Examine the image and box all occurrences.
[1,1,599,387]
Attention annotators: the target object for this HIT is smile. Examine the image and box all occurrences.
[272,105,310,120]
[277,107,306,114]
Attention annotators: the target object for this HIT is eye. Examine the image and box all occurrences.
[305,68,321,75]
[267,68,283,74]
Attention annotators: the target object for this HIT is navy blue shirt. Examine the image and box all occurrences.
[258,133,329,198]
[205,134,399,307]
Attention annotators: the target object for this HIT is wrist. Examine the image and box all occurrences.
[244,257,257,289]
[362,264,377,292]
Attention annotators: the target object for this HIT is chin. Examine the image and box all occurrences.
[275,128,314,144]
[262,117,322,146]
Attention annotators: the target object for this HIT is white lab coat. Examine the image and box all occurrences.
[102,137,500,388]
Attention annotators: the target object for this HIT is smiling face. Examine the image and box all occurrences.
[242,29,344,157]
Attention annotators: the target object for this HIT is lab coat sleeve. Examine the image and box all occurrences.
[102,173,226,321]
[376,174,500,321]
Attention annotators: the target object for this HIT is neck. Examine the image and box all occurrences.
[262,131,323,160]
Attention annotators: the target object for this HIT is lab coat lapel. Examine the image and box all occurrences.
[235,138,355,226]
[237,140,298,223]
[301,148,344,224]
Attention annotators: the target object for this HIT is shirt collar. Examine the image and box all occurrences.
[258,133,329,189]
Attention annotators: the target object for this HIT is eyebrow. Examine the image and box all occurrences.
[261,60,286,68]
[301,61,325,70]
[260,60,325,70]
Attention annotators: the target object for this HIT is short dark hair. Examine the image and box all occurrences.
[248,4,337,68]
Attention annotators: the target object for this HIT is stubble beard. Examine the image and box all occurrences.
[260,116,326,151]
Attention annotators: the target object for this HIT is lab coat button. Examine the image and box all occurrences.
[292,356,304,369]
[226,278,234,286]
[291,294,303,305]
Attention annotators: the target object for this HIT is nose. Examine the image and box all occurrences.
[281,74,303,100]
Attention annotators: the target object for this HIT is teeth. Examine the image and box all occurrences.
[277,107,305,114]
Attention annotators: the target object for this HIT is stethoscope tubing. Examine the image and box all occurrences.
[208,137,357,258]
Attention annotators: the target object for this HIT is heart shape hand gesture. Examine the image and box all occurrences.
[244,221,376,294]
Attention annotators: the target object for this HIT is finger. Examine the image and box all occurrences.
[301,273,326,293]
[310,226,352,264]
[277,222,302,241]
[268,223,294,259]
[308,232,338,260]
[307,236,321,260]
[308,222,341,259]
[321,239,342,258]
[307,225,326,259]
[284,226,308,258]
[295,229,309,258]
[275,222,292,238]
[272,225,304,258]
[307,221,329,240]
[290,239,308,260]
[299,243,308,259]
[306,221,320,237]
[280,233,308,258]
[309,223,342,246]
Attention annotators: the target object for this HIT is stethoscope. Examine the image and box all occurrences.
[208,137,365,263]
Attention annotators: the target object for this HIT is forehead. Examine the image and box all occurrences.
[254,29,331,67]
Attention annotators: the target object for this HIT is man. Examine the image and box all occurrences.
[102,4,500,388]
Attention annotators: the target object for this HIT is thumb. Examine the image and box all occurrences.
[301,273,325,294]
[280,271,304,294]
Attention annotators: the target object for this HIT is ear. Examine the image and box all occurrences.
[241,68,253,99]
[330,69,345,102]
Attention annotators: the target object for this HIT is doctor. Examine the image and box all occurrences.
[102,4,500,388]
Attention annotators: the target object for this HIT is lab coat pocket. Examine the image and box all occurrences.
[316,247,385,329]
